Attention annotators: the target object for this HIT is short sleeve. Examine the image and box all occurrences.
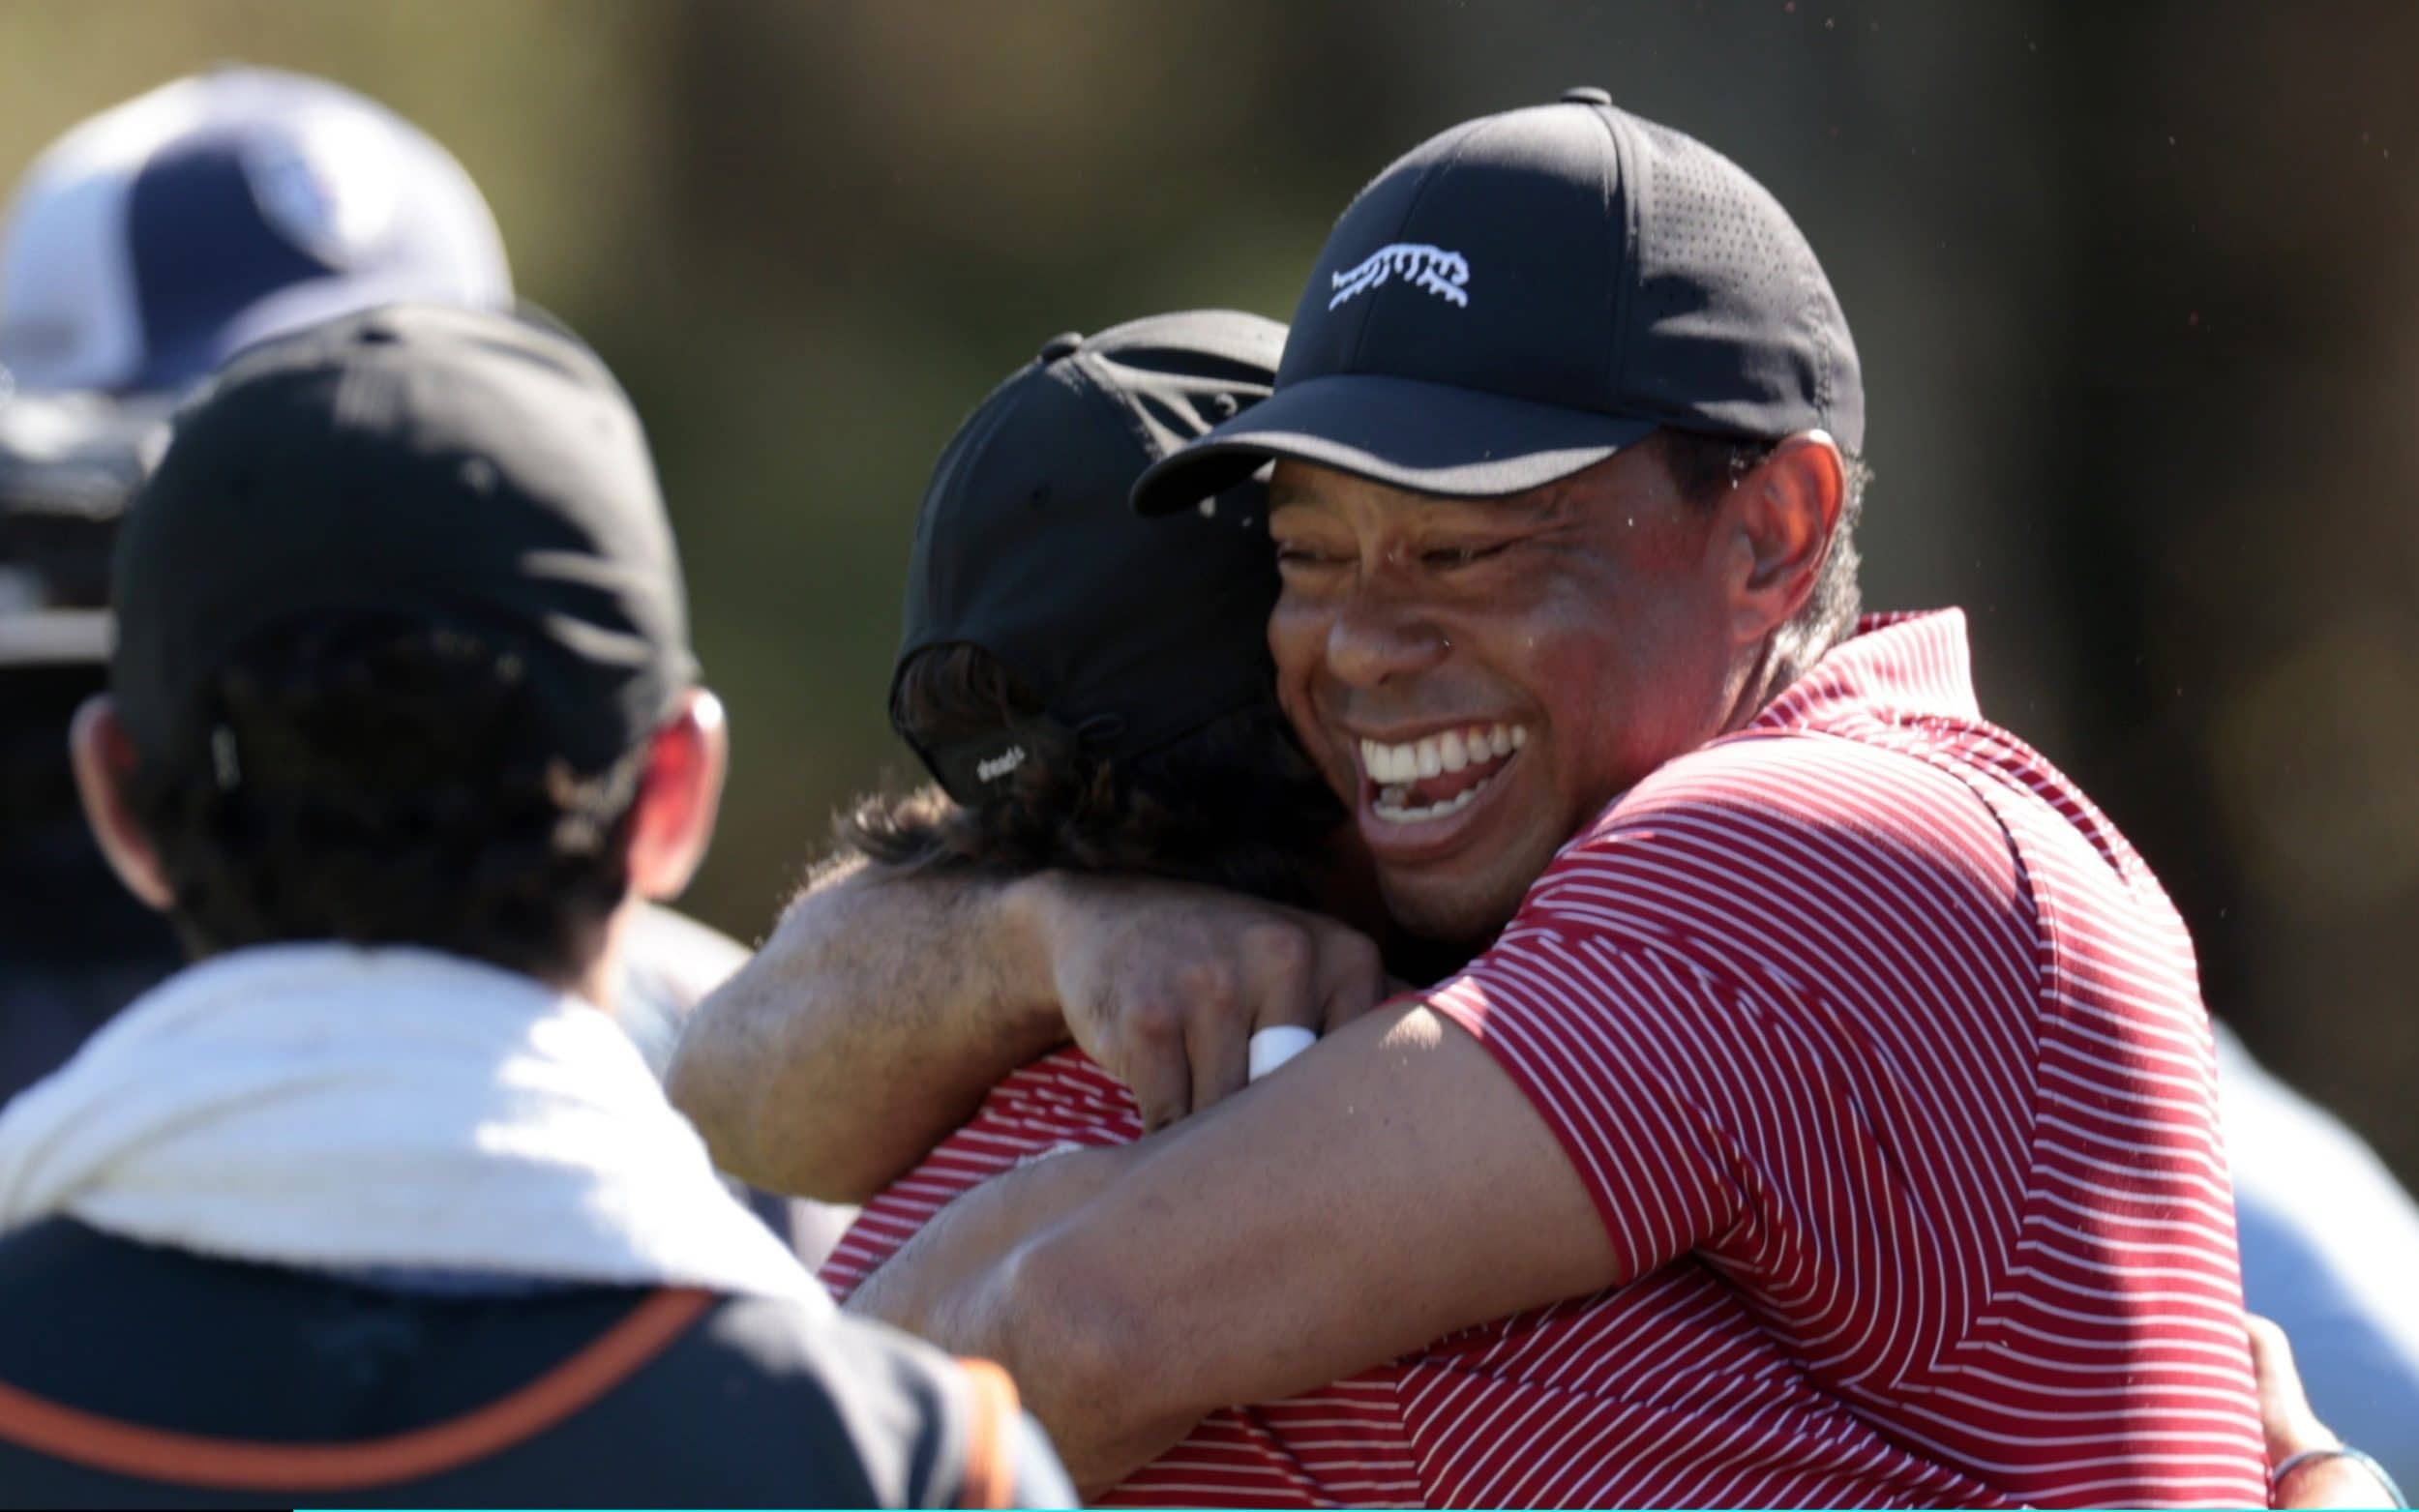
[1427,921,1757,1284]
[1423,730,2044,1385]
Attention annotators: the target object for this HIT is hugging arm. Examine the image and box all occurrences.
[846,1001,1629,1495]
[667,859,1389,1202]
[666,856,1065,1202]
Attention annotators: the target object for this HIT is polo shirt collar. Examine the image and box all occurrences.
[1753,608,1981,730]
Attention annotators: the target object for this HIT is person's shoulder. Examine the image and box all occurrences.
[632,1291,1071,1506]
[641,1293,961,1483]
[1525,727,2026,952]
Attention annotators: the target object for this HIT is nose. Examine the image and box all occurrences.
[1324,579,1450,690]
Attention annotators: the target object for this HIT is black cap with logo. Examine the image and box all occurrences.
[896,311,1284,805]
[111,303,694,773]
[1135,88,1862,514]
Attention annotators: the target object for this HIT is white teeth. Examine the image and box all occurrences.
[1359,725,1530,786]
[1373,770,1500,824]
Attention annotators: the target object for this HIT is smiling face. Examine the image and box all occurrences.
[1266,440,1814,944]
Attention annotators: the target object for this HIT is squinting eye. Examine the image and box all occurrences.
[1424,543,1508,569]
[1274,546,1344,568]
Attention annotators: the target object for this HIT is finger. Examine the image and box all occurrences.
[2246,1314,2325,1461]
[1244,924,1326,1030]
[1107,988,1199,1134]
[1124,1043,1192,1135]
[1185,996,1252,1119]
[1316,929,1390,1033]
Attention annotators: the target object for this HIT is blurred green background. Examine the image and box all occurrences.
[5,0,2417,1185]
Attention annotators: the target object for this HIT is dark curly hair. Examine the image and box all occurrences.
[126,617,649,982]
[836,643,1344,907]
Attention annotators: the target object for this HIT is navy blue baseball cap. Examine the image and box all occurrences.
[1134,88,1862,513]
[0,67,511,397]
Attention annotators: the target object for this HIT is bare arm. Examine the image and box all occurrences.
[667,855,1064,1202]
[846,1002,1619,1493]
[667,857,1389,1203]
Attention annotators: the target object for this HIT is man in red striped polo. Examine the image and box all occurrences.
[683,92,2270,1506]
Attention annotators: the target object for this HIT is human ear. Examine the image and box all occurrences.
[1725,430,1844,644]
[622,688,729,902]
[68,695,176,912]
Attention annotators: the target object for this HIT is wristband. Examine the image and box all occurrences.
[2273,1446,2407,1509]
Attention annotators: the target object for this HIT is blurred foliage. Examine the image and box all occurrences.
[3,0,2415,1182]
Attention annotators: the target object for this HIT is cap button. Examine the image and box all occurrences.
[1036,331,1085,364]
[1560,86,1613,106]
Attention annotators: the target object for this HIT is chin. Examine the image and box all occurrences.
[1377,869,1529,955]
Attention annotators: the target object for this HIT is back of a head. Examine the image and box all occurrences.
[0,66,511,397]
[0,65,518,963]
[109,304,693,981]
[850,312,1343,904]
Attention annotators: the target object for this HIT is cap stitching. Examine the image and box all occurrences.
[1584,104,1637,414]
[1061,349,1161,467]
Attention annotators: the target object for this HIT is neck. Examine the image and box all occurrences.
[1726,620,1841,731]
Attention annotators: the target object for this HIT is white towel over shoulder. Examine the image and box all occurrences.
[0,942,826,1309]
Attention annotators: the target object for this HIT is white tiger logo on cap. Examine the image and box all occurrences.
[1328,243,1471,311]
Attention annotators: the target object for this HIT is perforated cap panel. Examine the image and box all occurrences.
[1133,91,1864,514]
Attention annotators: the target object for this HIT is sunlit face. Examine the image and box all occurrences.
[1265,448,1753,944]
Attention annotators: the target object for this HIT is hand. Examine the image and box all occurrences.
[1013,872,1389,1129]
[2254,1315,2403,1509]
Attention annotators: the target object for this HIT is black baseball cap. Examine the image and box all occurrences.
[111,303,694,772]
[897,311,1284,805]
[1134,88,1863,514]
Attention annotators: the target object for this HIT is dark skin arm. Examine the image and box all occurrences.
[851,1026,2393,1507]
[846,1001,1622,1496]
[667,857,1389,1202]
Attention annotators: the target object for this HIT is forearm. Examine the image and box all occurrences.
[847,1007,1616,1491]
[848,1144,1199,1495]
[666,856,1066,1202]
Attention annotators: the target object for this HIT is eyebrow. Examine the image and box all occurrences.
[1267,482,1315,513]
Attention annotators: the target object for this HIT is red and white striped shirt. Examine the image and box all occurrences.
[826,610,2265,1508]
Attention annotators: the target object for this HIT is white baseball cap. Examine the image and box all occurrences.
[0,66,512,395]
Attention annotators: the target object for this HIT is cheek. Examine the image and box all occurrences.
[1268,597,1337,750]
[1268,596,1329,704]
[1501,572,1720,785]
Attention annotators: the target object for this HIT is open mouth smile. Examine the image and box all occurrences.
[1359,722,1528,825]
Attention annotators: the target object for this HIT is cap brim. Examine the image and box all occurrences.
[1132,372,1658,515]
[0,608,112,667]
[166,276,514,392]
